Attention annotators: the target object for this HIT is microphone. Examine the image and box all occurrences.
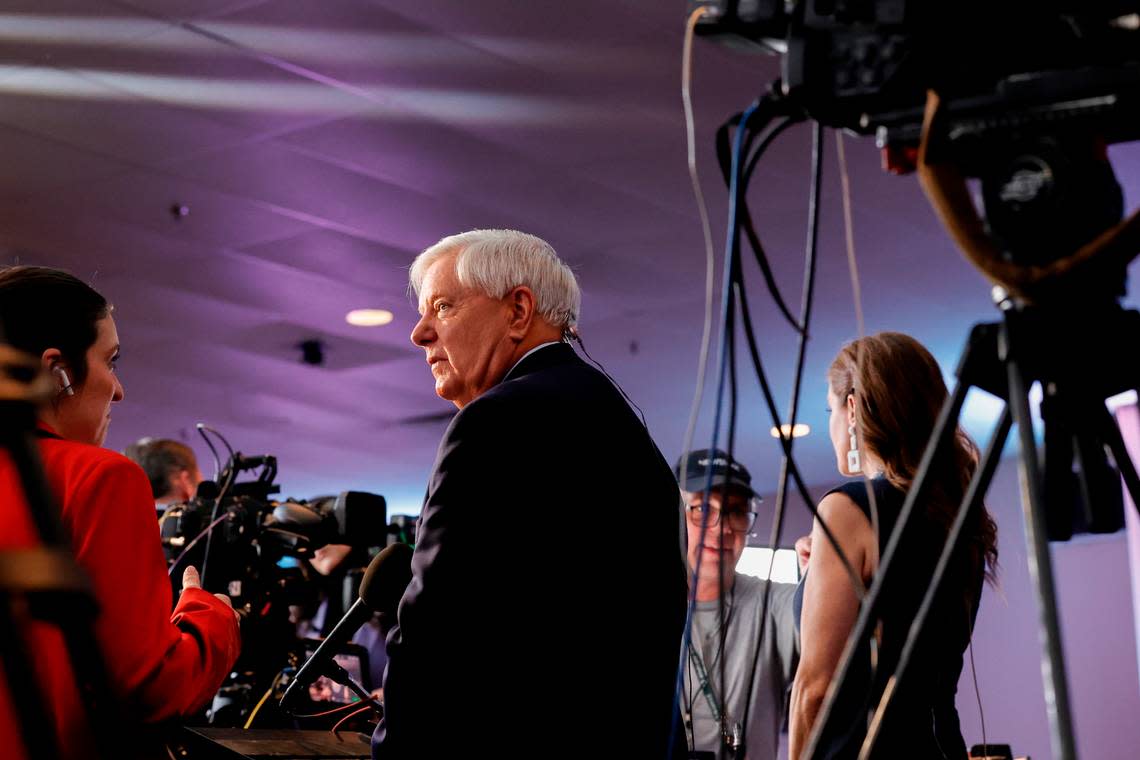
[195,479,220,501]
[280,542,413,711]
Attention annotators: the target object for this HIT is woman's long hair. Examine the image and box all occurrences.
[828,332,999,587]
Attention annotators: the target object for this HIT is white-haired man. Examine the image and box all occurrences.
[373,230,686,758]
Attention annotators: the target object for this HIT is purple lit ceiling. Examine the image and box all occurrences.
[2,0,1139,517]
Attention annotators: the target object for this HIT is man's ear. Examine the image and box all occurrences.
[176,469,196,502]
[505,285,537,340]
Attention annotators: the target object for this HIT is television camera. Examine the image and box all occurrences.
[692,1,1140,288]
[159,448,400,727]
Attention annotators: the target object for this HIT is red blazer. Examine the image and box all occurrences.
[0,428,241,759]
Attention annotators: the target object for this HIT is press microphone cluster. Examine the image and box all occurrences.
[280,541,413,712]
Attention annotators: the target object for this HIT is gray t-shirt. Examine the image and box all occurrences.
[683,574,799,760]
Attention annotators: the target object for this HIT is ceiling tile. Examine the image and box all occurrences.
[43,167,315,248]
[366,0,665,50]
[203,0,553,97]
[162,140,488,249]
[118,247,406,327]
[276,116,537,199]
[105,0,274,23]
[0,1,170,72]
[51,20,371,139]
[0,122,133,203]
[0,65,252,165]
[239,228,414,299]
[232,320,409,371]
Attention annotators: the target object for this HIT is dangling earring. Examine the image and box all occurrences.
[847,424,861,473]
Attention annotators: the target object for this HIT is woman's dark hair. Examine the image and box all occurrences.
[0,266,111,387]
[828,332,999,588]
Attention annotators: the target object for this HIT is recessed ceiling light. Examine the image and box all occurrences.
[770,423,810,439]
[345,308,394,327]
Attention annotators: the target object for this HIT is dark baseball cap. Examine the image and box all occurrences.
[675,448,760,500]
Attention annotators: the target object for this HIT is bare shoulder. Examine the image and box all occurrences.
[813,490,877,579]
[816,490,872,534]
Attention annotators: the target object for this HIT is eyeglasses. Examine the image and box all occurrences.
[686,503,758,535]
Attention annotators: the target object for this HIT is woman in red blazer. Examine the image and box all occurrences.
[0,266,241,759]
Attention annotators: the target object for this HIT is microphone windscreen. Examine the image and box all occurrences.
[195,480,220,500]
[358,542,413,614]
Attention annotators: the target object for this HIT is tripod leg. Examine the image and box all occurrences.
[0,601,62,760]
[1040,394,1076,541]
[858,406,1013,760]
[1097,405,1140,517]
[1006,357,1077,760]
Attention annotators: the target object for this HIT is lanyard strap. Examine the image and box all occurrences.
[687,639,723,724]
[688,630,745,755]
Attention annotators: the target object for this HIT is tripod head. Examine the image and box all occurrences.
[913,80,1137,537]
[914,88,1140,305]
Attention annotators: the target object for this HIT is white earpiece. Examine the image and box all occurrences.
[54,366,75,397]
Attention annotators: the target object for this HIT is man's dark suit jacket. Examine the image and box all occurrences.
[373,342,686,758]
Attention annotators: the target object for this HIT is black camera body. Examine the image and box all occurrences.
[159,452,391,726]
[694,2,1140,137]
[693,1,1140,272]
[161,455,388,591]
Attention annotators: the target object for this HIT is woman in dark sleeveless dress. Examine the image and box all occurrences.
[789,332,999,760]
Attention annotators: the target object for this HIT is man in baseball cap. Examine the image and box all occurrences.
[677,448,760,500]
[676,448,800,760]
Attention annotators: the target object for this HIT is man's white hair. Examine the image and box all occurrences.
[409,229,580,329]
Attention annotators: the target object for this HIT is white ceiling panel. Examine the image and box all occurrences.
[114,311,426,417]
[58,20,371,139]
[239,228,413,300]
[44,167,316,248]
[0,1,171,72]
[108,0,273,22]
[277,116,540,199]
[0,122,133,203]
[161,140,489,249]
[200,0,553,97]
[0,64,252,165]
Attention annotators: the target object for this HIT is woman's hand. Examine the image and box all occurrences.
[795,534,812,573]
[182,566,239,621]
